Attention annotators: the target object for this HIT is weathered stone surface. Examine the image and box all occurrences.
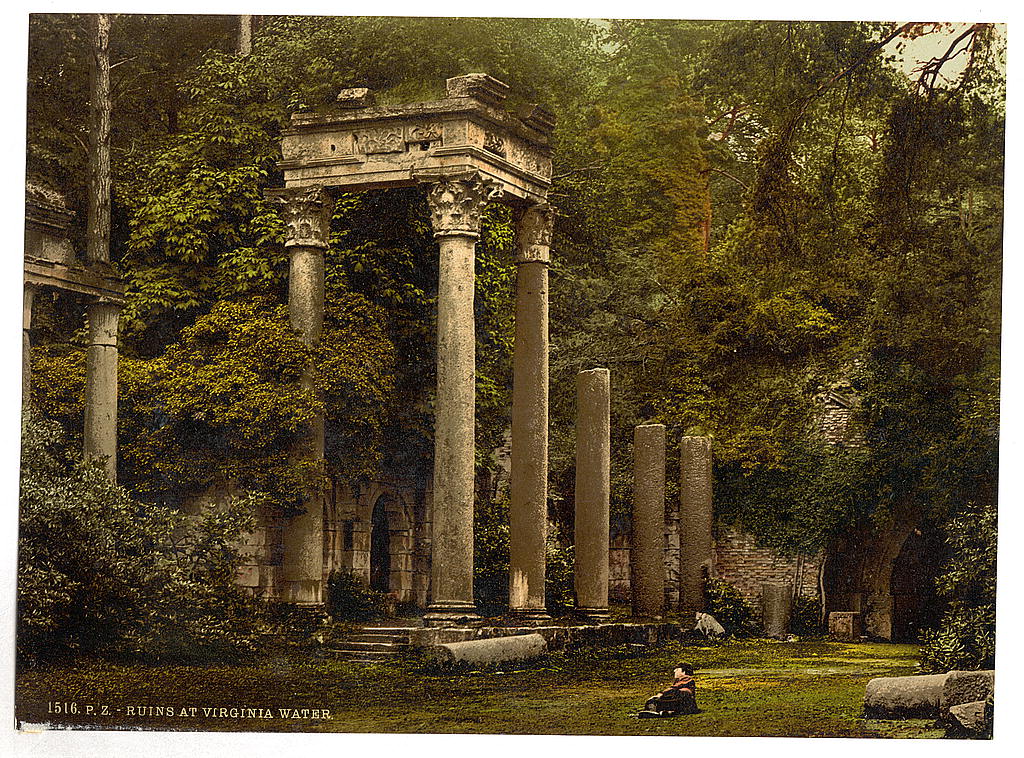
[83,300,121,481]
[761,583,793,639]
[632,424,666,619]
[410,621,681,652]
[430,633,548,666]
[864,674,948,718]
[679,436,713,615]
[940,670,995,722]
[424,179,489,623]
[445,73,510,104]
[336,87,375,108]
[828,611,862,641]
[265,186,333,249]
[509,203,553,619]
[575,368,611,620]
[23,286,35,404]
[695,612,725,637]
[946,700,992,738]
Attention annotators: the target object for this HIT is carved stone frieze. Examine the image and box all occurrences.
[516,203,554,263]
[407,122,443,144]
[265,186,334,249]
[483,132,506,158]
[353,126,405,154]
[422,172,503,237]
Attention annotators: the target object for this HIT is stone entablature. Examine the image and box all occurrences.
[25,183,124,302]
[278,74,554,206]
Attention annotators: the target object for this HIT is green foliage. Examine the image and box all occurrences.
[545,536,575,616]
[325,570,390,622]
[919,603,996,673]
[791,595,822,637]
[703,577,757,636]
[474,492,510,610]
[32,293,394,509]
[18,412,260,664]
[919,500,996,672]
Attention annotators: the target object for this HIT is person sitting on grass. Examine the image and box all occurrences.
[642,663,699,716]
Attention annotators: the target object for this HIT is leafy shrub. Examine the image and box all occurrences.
[703,577,757,635]
[791,594,822,636]
[919,602,995,673]
[474,493,510,611]
[18,412,260,664]
[325,570,390,622]
[545,536,575,616]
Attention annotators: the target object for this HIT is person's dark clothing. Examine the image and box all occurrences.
[644,674,699,715]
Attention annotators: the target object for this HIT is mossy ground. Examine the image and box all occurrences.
[15,638,943,738]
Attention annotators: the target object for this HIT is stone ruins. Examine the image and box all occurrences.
[22,74,929,639]
[24,179,124,481]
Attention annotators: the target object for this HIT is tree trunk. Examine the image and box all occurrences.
[86,13,111,265]
[238,15,253,56]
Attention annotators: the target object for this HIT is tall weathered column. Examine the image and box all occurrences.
[23,285,35,406]
[575,368,611,621]
[268,186,332,604]
[83,299,120,481]
[679,435,714,616]
[509,203,553,620]
[422,171,500,625]
[632,423,666,619]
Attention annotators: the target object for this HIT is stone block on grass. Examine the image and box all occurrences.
[430,633,548,666]
[940,670,994,722]
[864,674,948,718]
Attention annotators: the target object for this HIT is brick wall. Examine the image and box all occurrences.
[712,525,821,612]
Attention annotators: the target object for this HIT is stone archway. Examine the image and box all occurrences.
[367,493,414,602]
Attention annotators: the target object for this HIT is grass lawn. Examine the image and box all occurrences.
[15,638,944,738]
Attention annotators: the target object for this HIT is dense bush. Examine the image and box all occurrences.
[18,413,261,664]
[791,595,822,636]
[919,500,996,672]
[703,577,757,636]
[325,570,390,622]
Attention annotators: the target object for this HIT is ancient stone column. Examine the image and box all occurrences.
[421,172,501,625]
[268,186,333,604]
[509,203,553,621]
[762,583,793,639]
[83,299,120,481]
[632,424,666,619]
[679,435,713,616]
[23,285,35,406]
[575,368,611,621]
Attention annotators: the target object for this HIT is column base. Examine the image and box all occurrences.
[576,607,610,624]
[280,579,323,605]
[507,607,552,625]
[423,601,479,627]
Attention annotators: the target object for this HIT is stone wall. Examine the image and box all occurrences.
[712,525,821,612]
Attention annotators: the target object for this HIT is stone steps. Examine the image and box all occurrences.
[325,625,416,664]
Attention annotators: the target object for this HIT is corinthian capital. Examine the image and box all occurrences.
[516,203,554,264]
[421,172,503,237]
[265,186,334,249]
